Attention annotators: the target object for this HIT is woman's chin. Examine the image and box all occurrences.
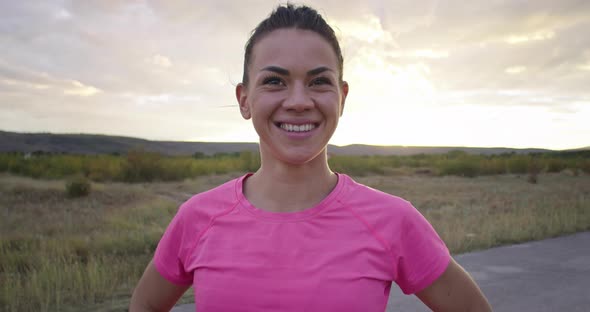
[268,146,327,167]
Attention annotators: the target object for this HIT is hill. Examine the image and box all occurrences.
[0,130,558,156]
[327,144,552,156]
[0,131,258,156]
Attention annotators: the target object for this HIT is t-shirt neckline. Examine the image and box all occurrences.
[235,172,347,222]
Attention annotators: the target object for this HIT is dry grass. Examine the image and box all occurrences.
[0,173,232,312]
[357,173,590,253]
[1,172,589,311]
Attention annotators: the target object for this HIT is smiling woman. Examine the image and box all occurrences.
[129,4,492,312]
[236,28,347,167]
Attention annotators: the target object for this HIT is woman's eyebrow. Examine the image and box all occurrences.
[307,66,333,76]
[260,66,334,76]
[261,66,289,75]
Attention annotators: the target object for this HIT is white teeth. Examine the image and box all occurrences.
[280,123,316,132]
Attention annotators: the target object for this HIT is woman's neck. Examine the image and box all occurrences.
[243,151,338,213]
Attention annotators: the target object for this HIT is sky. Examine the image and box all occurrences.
[1,0,589,150]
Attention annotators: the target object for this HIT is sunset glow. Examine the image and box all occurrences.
[1,1,589,150]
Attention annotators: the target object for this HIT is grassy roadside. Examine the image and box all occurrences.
[0,174,213,312]
[1,172,589,311]
[357,173,590,253]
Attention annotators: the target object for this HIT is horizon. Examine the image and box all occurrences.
[1,1,589,150]
[3,129,587,151]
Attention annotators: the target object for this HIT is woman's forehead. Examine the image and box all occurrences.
[250,28,339,73]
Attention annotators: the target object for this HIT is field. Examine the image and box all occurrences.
[1,170,589,311]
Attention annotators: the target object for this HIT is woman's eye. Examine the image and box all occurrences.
[310,77,332,86]
[262,76,284,86]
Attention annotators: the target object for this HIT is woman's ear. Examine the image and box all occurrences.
[340,81,349,116]
[236,83,251,119]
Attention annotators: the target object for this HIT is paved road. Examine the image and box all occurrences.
[173,232,590,312]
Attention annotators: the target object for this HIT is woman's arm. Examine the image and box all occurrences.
[416,258,492,311]
[129,260,191,312]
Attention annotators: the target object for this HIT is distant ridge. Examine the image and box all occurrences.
[0,131,258,156]
[326,144,553,156]
[0,130,566,156]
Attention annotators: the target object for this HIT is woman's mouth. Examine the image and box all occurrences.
[276,122,318,132]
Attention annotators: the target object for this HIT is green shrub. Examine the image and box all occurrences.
[437,157,480,177]
[65,175,91,197]
[546,159,566,173]
[1,150,589,182]
[121,149,163,182]
[507,156,530,174]
[527,159,541,184]
[479,158,507,175]
[328,155,386,176]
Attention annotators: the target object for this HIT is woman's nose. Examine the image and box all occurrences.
[283,82,313,112]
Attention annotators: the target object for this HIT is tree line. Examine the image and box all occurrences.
[1,149,588,182]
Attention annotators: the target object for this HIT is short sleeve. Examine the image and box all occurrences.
[394,202,450,295]
[153,202,194,285]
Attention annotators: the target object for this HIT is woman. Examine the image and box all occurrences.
[130,4,492,311]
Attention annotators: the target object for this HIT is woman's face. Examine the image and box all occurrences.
[236,28,348,166]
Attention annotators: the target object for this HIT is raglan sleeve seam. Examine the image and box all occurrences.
[153,200,195,285]
[396,200,451,294]
[337,198,400,280]
[183,200,242,267]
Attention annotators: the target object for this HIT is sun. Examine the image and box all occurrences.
[332,54,440,146]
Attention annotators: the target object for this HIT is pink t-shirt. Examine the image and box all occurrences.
[154,173,450,312]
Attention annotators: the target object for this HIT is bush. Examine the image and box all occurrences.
[65,175,91,197]
[527,159,541,184]
[438,158,480,177]
[121,149,163,182]
[1,150,589,182]
[507,156,530,174]
[239,151,260,172]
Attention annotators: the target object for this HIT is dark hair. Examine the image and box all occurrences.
[242,4,343,86]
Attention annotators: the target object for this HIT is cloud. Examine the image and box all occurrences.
[505,30,555,44]
[505,66,527,74]
[147,54,172,68]
[0,61,100,97]
[0,0,589,148]
[334,14,393,44]
[63,80,101,96]
[410,49,449,59]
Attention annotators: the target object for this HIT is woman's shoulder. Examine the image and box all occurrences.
[189,175,240,199]
[339,174,412,209]
[176,174,243,218]
[337,174,426,230]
